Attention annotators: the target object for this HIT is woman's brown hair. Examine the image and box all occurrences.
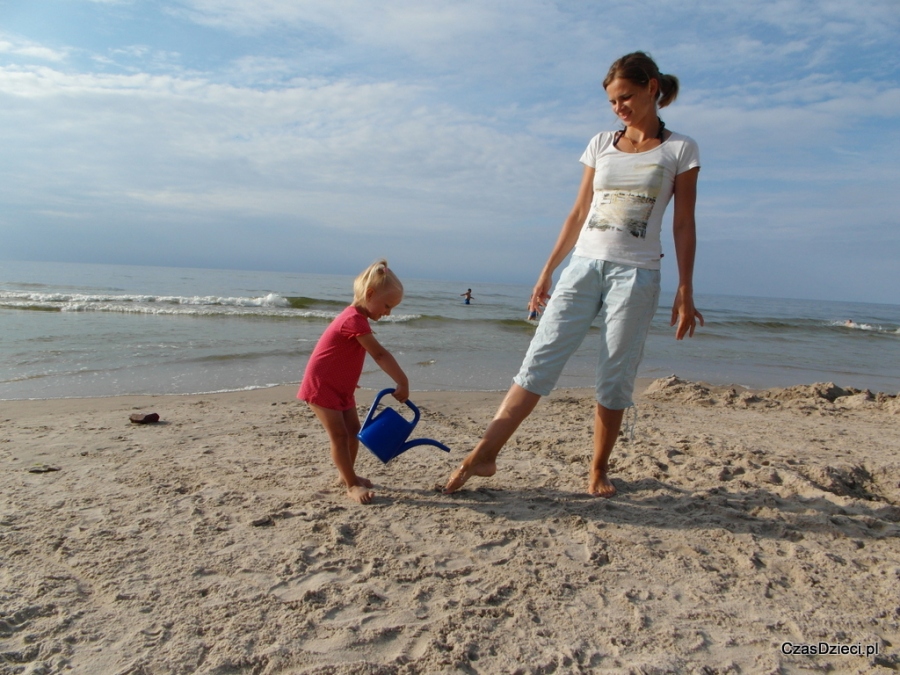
[603,51,679,108]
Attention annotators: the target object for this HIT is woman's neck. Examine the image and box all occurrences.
[626,113,661,142]
[616,115,666,153]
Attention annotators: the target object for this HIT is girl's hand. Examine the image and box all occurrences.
[391,383,409,404]
[670,287,704,340]
[357,333,409,403]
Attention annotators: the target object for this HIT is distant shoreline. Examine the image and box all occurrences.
[5,375,897,409]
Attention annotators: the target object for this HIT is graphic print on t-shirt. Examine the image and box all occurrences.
[586,162,665,239]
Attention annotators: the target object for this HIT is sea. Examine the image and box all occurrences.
[1,260,898,401]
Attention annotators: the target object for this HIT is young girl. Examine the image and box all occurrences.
[298,260,409,504]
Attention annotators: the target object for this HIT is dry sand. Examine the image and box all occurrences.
[1,378,899,674]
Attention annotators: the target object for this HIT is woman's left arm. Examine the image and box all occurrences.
[671,166,704,340]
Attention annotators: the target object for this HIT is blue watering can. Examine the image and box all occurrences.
[358,388,451,463]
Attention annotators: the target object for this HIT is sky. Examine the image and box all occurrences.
[1,0,898,304]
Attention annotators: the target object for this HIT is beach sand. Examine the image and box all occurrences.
[2,378,899,674]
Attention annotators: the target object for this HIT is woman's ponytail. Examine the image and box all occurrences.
[657,73,679,108]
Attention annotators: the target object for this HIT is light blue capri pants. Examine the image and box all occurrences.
[514,255,660,410]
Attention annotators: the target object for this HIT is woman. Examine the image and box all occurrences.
[444,52,703,497]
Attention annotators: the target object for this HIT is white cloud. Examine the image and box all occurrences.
[0,37,68,63]
[173,0,514,39]
[0,62,572,232]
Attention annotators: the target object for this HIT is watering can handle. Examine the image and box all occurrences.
[362,388,420,427]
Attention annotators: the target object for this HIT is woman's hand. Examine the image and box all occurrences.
[670,286,704,339]
[529,272,553,315]
[528,165,595,319]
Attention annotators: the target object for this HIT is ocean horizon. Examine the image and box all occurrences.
[2,260,898,400]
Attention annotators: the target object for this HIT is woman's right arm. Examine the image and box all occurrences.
[530,165,595,313]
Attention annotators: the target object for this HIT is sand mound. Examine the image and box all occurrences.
[645,375,898,414]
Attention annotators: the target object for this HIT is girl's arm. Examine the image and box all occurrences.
[530,165,595,312]
[670,166,704,340]
[357,333,409,402]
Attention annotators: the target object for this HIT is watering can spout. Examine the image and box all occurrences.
[400,438,451,454]
[358,388,452,464]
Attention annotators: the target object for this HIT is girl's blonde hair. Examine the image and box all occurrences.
[352,259,403,306]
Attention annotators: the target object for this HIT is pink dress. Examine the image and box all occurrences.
[298,305,372,411]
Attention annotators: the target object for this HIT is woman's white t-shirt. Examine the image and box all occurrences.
[573,130,700,270]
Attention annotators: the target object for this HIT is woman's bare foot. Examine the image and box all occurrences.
[347,485,375,504]
[588,472,617,498]
[443,459,497,493]
[443,384,539,494]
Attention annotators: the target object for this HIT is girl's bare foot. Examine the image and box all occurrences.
[443,459,496,493]
[334,474,374,489]
[347,485,375,504]
[588,473,616,498]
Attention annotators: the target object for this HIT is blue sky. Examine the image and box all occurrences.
[1,1,898,304]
